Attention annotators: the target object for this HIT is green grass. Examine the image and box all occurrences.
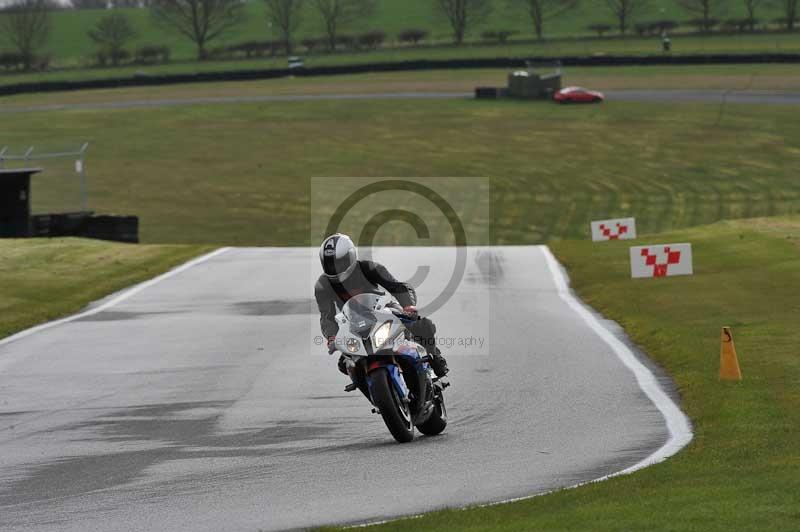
[315,217,800,531]
[0,238,212,339]
[2,97,799,245]
[4,0,793,65]
[0,0,797,87]
[4,64,800,108]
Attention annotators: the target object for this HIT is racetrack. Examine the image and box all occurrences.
[1,89,799,113]
[0,246,690,531]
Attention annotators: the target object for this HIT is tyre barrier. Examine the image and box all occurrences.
[475,87,500,99]
[30,212,139,243]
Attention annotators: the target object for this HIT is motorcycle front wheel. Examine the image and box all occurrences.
[370,368,414,443]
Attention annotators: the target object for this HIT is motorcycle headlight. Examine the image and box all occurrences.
[346,338,360,353]
[372,321,393,349]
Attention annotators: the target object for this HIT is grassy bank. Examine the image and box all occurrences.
[320,217,800,531]
[0,0,792,69]
[0,238,211,339]
[2,98,799,245]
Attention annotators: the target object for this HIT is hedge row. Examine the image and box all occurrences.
[0,52,51,71]
[94,45,170,66]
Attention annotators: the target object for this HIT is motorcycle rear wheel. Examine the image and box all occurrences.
[416,390,448,436]
[371,368,414,443]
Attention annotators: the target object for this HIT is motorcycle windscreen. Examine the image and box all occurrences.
[342,292,382,336]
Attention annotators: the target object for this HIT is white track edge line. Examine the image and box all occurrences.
[0,246,231,372]
[346,245,693,529]
[539,245,693,476]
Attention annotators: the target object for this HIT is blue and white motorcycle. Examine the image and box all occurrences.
[332,292,448,443]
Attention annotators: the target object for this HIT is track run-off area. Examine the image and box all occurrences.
[1,89,800,114]
[0,246,691,531]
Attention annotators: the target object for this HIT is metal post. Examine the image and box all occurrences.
[79,143,89,212]
[0,147,7,169]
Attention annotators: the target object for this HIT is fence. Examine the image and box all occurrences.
[0,143,89,214]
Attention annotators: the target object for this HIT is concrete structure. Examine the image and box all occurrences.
[475,64,563,100]
[507,69,562,99]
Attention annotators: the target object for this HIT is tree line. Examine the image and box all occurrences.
[2,0,799,72]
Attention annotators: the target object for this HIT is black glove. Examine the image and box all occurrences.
[337,354,349,375]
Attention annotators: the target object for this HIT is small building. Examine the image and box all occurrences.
[475,63,563,100]
[506,67,562,99]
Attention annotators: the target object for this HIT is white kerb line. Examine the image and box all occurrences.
[0,247,232,372]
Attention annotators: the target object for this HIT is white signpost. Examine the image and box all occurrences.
[629,243,693,279]
[591,217,637,242]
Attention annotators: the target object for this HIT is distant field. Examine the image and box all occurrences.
[0,0,796,87]
[4,1,790,66]
[1,97,798,245]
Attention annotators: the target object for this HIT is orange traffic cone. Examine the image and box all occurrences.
[720,327,742,381]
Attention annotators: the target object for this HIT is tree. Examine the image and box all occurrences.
[111,0,146,7]
[603,0,649,36]
[88,13,137,66]
[311,0,376,51]
[150,0,244,60]
[265,0,303,54]
[70,0,108,8]
[0,0,51,71]
[509,0,578,40]
[742,0,766,31]
[434,0,493,45]
[686,16,719,30]
[777,0,798,31]
[677,0,727,33]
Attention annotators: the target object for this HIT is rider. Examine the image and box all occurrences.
[314,233,449,379]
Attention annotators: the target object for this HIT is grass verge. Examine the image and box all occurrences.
[318,217,800,531]
[3,98,799,245]
[4,64,800,108]
[0,238,212,339]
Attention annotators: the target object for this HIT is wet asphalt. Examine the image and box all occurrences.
[0,246,670,531]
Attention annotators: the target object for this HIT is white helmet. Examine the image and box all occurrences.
[320,233,358,282]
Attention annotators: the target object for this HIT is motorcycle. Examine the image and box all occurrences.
[331,292,448,443]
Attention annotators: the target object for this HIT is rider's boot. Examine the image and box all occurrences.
[429,347,449,378]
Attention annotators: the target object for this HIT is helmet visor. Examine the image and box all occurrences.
[323,252,354,277]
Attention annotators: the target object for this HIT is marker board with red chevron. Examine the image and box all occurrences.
[629,243,693,279]
[591,217,637,242]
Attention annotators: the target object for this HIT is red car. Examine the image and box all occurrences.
[554,86,605,104]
